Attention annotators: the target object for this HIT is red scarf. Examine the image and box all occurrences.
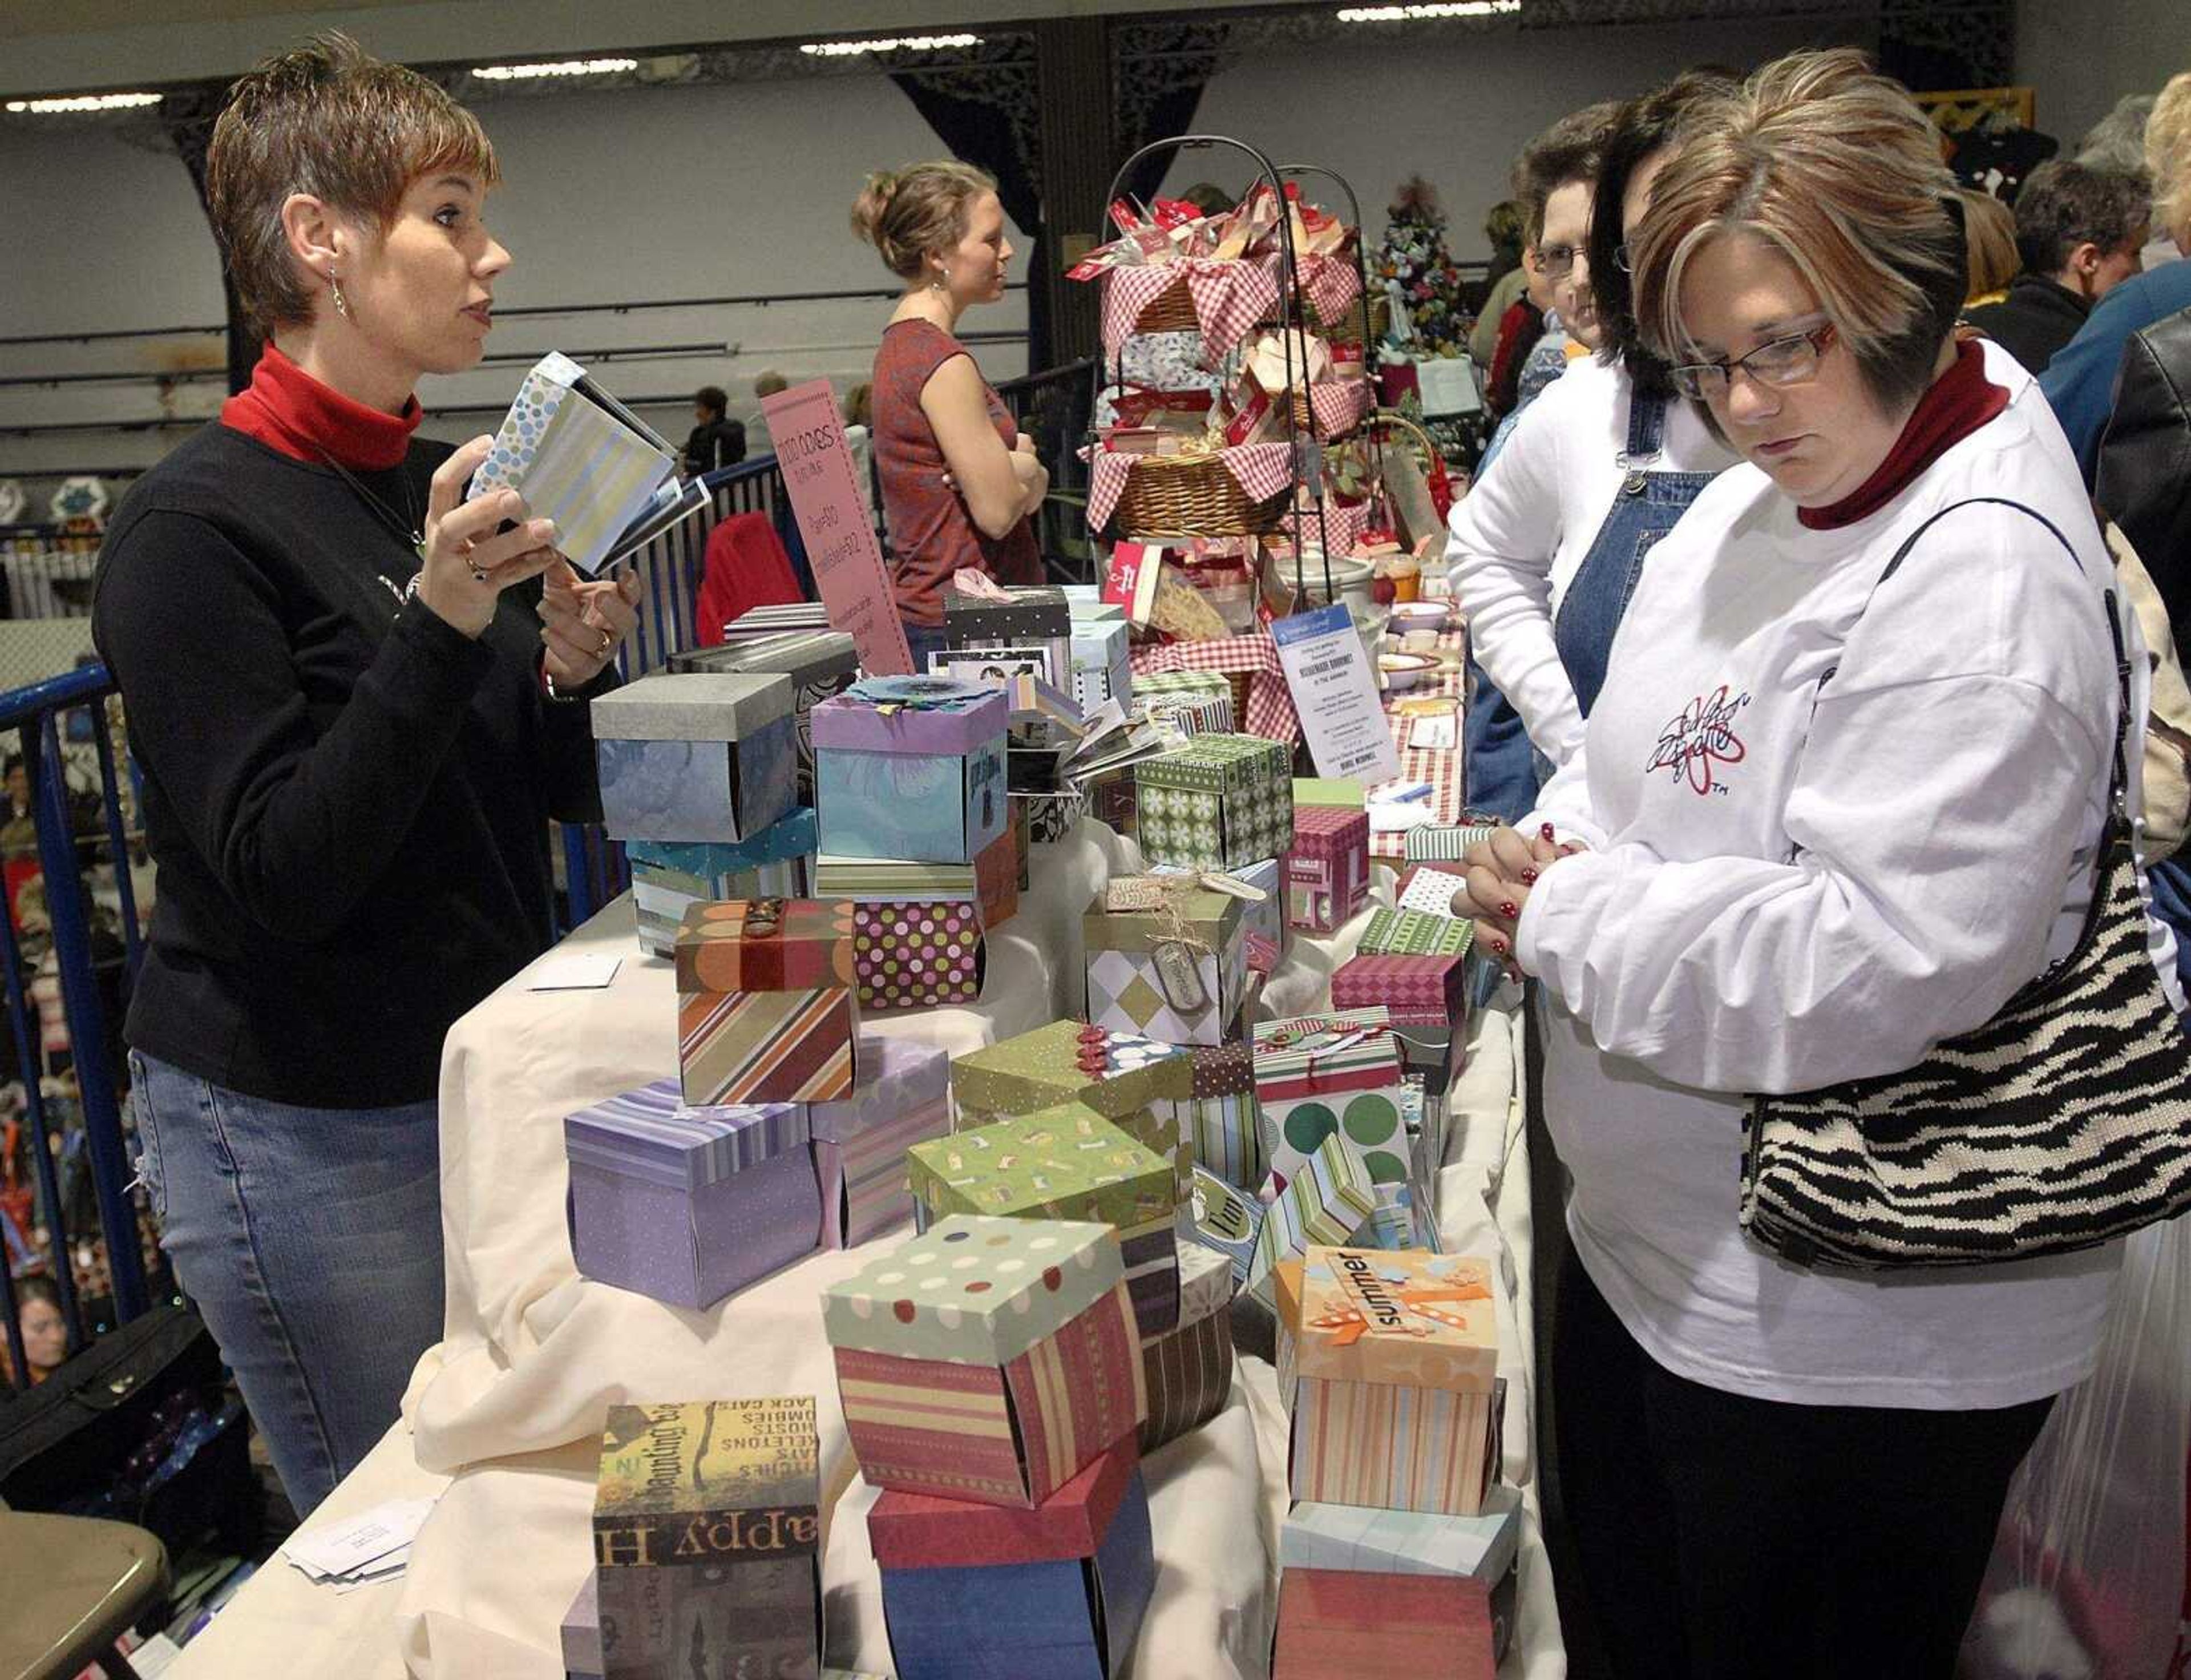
[1798,338,2007,530]
[220,343,422,471]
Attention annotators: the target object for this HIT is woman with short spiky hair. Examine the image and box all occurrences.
[1457,49,2182,1674]
[91,34,638,1515]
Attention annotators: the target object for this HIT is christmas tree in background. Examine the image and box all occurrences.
[1372,176,1472,361]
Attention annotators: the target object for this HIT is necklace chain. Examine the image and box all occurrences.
[318,450,425,559]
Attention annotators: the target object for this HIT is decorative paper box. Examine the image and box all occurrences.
[1161,1041,1263,1190]
[949,1021,1194,1201]
[1282,1487,1521,1629]
[1292,777,1365,808]
[811,677,1009,865]
[1359,906,1473,957]
[1014,786,1088,849]
[1150,856,1283,952]
[1284,805,1370,934]
[628,808,818,958]
[1289,1247,1501,1516]
[1084,881,1248,1048]
[668,630,860,805]
[869,1433,1155,1680]
[1135,733,1295,871]
[593,672,798,845]
[1255,1008,1410,1195]
[1402,821,1499,867]
[592,1398,822,1680]
[1271,1568,1497,1680]
[565,1081,822,1309]
[675,900,859,1104]
[1139,1240,1235,1455]
[1332,952,1470,1030]
[809,1036,951,1249]
[725,602,831,638]
[811,831,1018,1011]
[1072,620,1133,717]
[816,827,1019,928]
[1189,1163,1267,1288]
[908,1104,1180,1338]
[1131,669,1232,718]
[563,1575,886,1680]
[944,583,1073,690]
[1245,1136,1376,1306]
[822,1215,1147,1508]
[1394,862,1469,920]
[1064,585,1125,623]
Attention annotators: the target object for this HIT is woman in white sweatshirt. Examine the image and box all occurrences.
[1458,52,2185,1679]
[1449,75,1739,823]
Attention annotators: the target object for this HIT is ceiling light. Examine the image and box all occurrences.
[1335,1,1521,19]
[799,34,984,58]
[470,57,639,82]
[5,91,163,114]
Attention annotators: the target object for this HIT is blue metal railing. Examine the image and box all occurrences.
[0,664,152,1390]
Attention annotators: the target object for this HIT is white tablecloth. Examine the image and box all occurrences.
[167,827,1565,1679]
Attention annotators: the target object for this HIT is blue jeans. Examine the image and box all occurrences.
[2148,853,2191,994]
[904,619,949,673]
[129,1051,444,1517]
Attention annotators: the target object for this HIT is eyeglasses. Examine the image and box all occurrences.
[1613,243,1632,274]
[1668,322,1838,402]
[1531,242,1584,280]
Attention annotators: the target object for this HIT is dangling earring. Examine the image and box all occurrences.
[330,274,350,320]
[931,268,949,294]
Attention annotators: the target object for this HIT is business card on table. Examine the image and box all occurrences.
[526,952,624,991]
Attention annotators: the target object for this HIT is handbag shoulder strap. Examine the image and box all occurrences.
[1825,495,2133,826]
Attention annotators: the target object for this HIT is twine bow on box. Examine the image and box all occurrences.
[1102,871,1264,1013]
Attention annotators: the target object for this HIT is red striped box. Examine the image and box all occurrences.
[676,900,860,1104]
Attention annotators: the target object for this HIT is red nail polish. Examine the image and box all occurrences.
[1539,823,1557,841]
[1520,868,1539,886]
[1490,935,1510,956]
[1499,900,1519,919]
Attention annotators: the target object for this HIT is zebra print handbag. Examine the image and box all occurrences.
[1739,499,2191,1273]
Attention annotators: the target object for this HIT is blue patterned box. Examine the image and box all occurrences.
[593,672,798,845]
[628,810,818,958]
[564,1080,822,1309]
[811,677,1009,865]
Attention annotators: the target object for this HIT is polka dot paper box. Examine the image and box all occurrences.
[908,1104,1180,1337]
[592,671,798,846]
[674,899,860,1105]
[807,1035,951,1250]
[1287,1246,1503,1518]
[948,1021,1196,1202]
[811,833,1018,1011]
[822,1215,1147,1509]
[867,1433,1155,1680]
[1254,1008,1410,1195]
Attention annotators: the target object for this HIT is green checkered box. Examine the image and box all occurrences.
[1134,733,1295,871]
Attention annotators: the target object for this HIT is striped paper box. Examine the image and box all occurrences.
[1083,883,1248,1049]
[1188,1164,1266,1287]
[675,900,860,1104]
[564,1081,822,1309]
[823,1217,1147,1509]
[592,1398,821,1680]
[809,1036,950,1249]
[1161,1041,1263,1192]
[1284,805,1369,934]
[869,1436,1155,1680]
[950,1022,1194,1201]
[1402,821,1499,866]
[1134,733,1295,871]
[1359,907,1473,958]
[1331,952,1470,1029]
[907,1105,1179,1338]
[1139,1242,1236,1454]
[594,673,799,845]
[1254,1009,1410,1196]
[1272,1567,1500,1680]
[629,811,818,958]
[1289,1247,1501,1516]
[725,603,832,638]
[1244,1136,1375,1306]
[814,826,1018,929]
[1282,1484,1521,1582]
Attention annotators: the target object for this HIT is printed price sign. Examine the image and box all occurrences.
[1272,604,1401,784]
[762,381,912,676]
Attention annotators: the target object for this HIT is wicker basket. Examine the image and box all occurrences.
[1111,454,1288,539]
[1304,289,1386,343]
[1135,276,1200,334]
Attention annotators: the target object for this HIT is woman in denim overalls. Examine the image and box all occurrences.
[1455,77,1740,822]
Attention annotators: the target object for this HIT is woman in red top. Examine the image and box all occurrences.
[853,161,1045,668]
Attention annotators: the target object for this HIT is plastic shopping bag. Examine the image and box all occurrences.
[1957,1216,2191,1679]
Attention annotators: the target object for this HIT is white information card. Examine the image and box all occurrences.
[1272,604,1401,784]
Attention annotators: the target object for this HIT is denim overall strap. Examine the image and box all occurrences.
[1551,391,1717,720]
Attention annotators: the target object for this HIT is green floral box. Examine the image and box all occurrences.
[1134,733,1295,871]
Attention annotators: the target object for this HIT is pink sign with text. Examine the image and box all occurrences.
[761,381,911,676]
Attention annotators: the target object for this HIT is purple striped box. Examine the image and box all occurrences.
[807,1036,952,1249]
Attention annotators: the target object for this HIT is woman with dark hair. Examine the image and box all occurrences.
[1459,51,2182,1675]
[1452,74,1739,823]
[91,35,638,1514]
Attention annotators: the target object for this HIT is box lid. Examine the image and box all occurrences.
[593,1397,819,1534]
[1403,821,1499,865]
[726,603,831,637]
[1357,909,1473,959]
[1332,953,1468,1023]
[944,584,1071,640]
[1292,778,1366,809]
[950,1021,1193,1121]
[560,1576,600,1676]
[1254,1008,1401,1097]
[565,1080,809,1189]
[1137,732,1288,794]
[1293,1247,1498,1391]
[1183,1040,1254,1099]
[810,676,1009,756]
[868,1432,1141,1569]
[1282,1486,1521,1582]
[628,808,818,877]
[673,629,859,684]
[908,1104,1173,1230]
[1290,804,1369,845]
[1081,882,1247,956]
[591,671,795,741]
[1393,863,1469,920]
[821,1214,1123,1367]
[1175,1238,1234,1327]
[674,899,858,993]
[805,1035,949,1145]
